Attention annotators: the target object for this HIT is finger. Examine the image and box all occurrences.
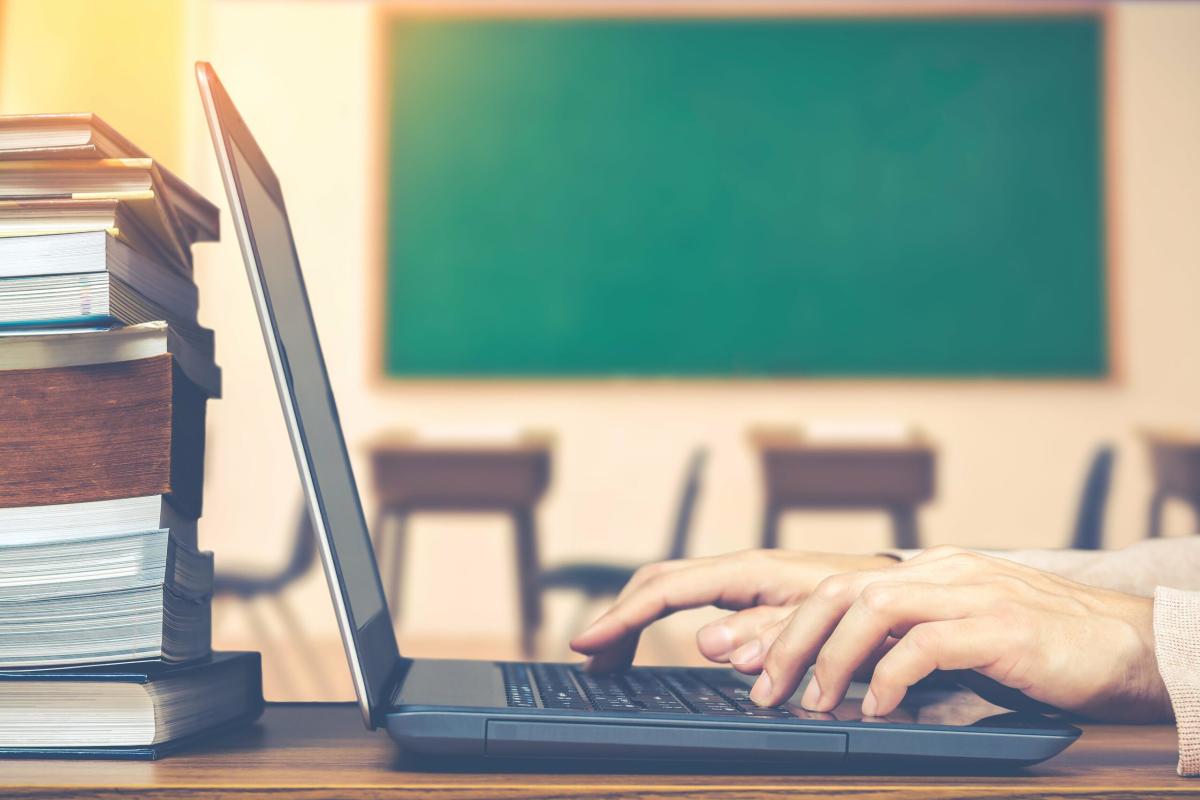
[696,605,795,663]
[745,568,894,705]
[570,559,690,648]
[853,637,898,683]
[572,557,763,672]
[727,614,791,673]
[802,582,999,713]
[865,618,1012,717]
[572,559,694,673]
[573,556,782,653]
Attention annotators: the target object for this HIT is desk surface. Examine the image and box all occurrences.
[3,703,1194,799]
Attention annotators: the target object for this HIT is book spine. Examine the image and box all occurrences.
[0,354,206,514]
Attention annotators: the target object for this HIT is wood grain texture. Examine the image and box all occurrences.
[0,354,206,516]
[0,703,1193,799]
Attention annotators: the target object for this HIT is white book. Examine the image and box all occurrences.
[0,584,211,668]
[0,321,219,398]
[0,528,212,603]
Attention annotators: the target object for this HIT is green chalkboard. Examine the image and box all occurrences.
[383,15,1106,377]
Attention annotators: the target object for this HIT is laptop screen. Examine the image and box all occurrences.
[199,63,398,725]
[230,144,386,624]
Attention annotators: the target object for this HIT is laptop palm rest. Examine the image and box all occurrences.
[485,720,847,762]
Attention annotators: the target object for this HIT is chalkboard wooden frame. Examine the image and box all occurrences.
[366,1,1116,385]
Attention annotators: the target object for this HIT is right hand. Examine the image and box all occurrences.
[569,549,899,673]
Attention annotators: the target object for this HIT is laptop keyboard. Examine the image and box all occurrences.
[501,663,794,719]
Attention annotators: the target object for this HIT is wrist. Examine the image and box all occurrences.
[1111,595,1173,722]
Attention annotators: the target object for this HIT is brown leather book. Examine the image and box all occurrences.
[0,353,207,518]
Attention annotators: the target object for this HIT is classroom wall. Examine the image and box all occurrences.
[189,1,1200,648]
[0,0,191,171]
[4,0,1200,688]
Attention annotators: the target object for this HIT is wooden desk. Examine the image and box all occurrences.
[750,426,936,550]
[369,432,553,655]
[4,703,1193,799]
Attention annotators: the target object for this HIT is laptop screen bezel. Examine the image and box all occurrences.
[196,61,400,728]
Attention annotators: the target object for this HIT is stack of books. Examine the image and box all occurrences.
[0,114,262,758]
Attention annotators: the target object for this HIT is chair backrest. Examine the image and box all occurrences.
[1070,445,1116,550]
[282,504,319,584]
[214,501,319,598]
[665,446,709,561]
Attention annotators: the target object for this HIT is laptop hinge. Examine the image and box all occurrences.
[373,656,414,726]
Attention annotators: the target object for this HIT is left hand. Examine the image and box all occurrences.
[730,546,1173,723]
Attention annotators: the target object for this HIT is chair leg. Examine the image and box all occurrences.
[760,503,783,549]
[890,506,920,550]
[513,507,544,658]
[1148,491,1167,539]
[244,598,300,701]
[370,509,388,562]
[271,594,335,699]
[387,513,408,628]
[373,511,396,622]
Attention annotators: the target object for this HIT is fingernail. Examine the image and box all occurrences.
[750,671,774,705]
[697,625,735,660]
[861,688,878,717]
[729,639,762,667]
[801,675,822,710]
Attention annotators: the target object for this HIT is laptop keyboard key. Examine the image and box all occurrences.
[499,663,793,719]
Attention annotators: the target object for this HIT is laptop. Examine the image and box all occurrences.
[196,62,1080,769]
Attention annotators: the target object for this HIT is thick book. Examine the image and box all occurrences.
[0,113,220,245]
[0,527,212,602]
[0,197,184,271]
[0,652,262,758]
[0,494,197,549]
[0,582,211,667]
[0,527,213,668]
[0,319,220,399]
[0,352,209,517]
[0,229,198,311]
[0,158,201,273]
[0,231,212,359]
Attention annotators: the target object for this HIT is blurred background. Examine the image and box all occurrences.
[3,0,1198,701]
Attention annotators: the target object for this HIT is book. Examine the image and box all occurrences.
[0,159,201,272]
[0,229,198,309]
[0,197,183,270]
[0,113,220,245]
[0,319,220,399]
[0,495,198,551]
[0,652,262,756]
[0,528,212,602]
[0,353,209,518]
[0,271,213,367]
[0,114,251,758]
[0,583,210,667]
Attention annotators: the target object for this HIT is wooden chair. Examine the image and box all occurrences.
[368,430,553,656]
[1144,430,1200,538]
[750,425,935,550]
[213,500,331,697]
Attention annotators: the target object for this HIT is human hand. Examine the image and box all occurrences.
[728,546,1172,723]
[569,549,899,673]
